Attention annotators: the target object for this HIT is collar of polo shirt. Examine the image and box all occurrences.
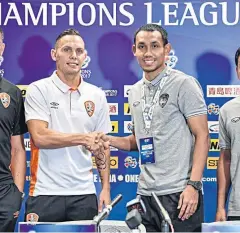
[51,71,84,93]
[143,66,168,87]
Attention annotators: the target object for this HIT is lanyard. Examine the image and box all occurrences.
[141,68,171,133]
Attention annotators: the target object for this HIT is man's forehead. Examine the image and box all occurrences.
[136,31,163,43]
[56,35,85,49]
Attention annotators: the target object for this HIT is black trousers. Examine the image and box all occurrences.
[0,183,22,232]
[140,191,203,232]
[25,194,98,222]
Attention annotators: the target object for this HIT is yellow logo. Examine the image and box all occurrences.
[17,85,28,97]
[207,157,219,169]
[92,156,118,169]
[111,121,118,133]
[124,103,131,115]
[209,139,219,151]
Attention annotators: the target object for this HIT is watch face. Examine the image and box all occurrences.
[196,182,202,190]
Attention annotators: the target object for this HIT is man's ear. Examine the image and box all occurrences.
[0,43,5,56]
[51,49,57,61]
[164,43,171,56]
[132,44,136,56]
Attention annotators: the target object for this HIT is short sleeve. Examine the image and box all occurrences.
[12,88,28,135]
[94,91,112,134]
[218,109,231,150]
[178,77,207,119]
[24,83,50,123]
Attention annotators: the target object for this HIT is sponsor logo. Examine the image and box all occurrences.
[124,121,133,133]
[82,52,91,69]
[116,174,139,183]
[103,89,118,97]
[209,139,219,151]
[165,49,178,68]
[208,121,219,134]
[208,103,220,115]
[17,85,28,97]
[124,85,133,97]
[92,156,118,169]
[207,157,219,169]
[94,174,124,183]
[202,177,217,182]
[231,117,240,123]
[80,69,91,79]
[124,156,138,168]
[24,138,31,151]
[207,85,240,97]
[108,103,118,115]
[111,121,119,133]
[84,101,95,117]
[124,103,131,115]
[0,92,10,108]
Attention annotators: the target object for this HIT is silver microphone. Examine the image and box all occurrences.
[93,194,122,224]
[152,192,172,225]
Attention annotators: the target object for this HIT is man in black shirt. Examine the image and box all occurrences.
[0,28,28,231]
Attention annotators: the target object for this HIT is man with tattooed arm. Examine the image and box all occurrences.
[24,28,111,222]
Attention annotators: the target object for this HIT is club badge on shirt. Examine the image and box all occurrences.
[26,213,39,222]
[0,92,10,108]
[84,101,95,117]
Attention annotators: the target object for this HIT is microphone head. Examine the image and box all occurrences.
[125,209,142,230]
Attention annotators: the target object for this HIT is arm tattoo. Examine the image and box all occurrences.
[95,152,106,170]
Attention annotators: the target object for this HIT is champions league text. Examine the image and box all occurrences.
[0,1,239,26]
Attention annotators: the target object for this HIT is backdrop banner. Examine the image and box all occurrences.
[1,0,239,226]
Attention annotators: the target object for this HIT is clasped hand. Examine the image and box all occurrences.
[85,132,109,155]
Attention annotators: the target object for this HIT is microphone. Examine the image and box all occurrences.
[93,194,122,224]
[125,209,142,230]
[126,195,146,215]
[151,192,172,225]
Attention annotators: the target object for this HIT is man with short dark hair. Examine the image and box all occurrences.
[24,28,111,222]
[100,23,209,232]
[216,47,240,221]
[0,27,27,231]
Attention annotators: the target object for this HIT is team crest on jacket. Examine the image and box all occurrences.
[26,213,39,222]
[0,92,10,108]
[159,93,169,108]
[84,101,95,117]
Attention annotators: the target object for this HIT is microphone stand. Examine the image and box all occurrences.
[152,192,172,233]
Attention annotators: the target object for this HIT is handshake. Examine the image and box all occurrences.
[84,132,110,155]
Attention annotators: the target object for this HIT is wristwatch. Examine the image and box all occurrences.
[187,180,202,191]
